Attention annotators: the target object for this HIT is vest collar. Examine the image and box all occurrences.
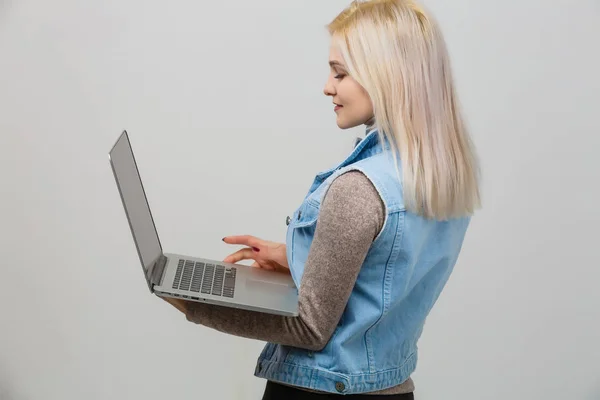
[315,128,391,180]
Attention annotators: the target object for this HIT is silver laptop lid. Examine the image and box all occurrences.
[109,131,162,290]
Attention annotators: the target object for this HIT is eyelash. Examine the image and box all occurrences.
[334,74,345,80]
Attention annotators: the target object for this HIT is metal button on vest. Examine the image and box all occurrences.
[335,382,345,393]
[286,216,291,226]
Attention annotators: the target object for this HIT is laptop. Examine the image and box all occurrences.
[109,130,299,317]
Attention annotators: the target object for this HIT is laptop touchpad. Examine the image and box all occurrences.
[246,278,294,295]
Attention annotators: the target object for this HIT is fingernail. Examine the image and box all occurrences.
[252,247,260,252]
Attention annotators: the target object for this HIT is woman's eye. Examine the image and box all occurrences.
[334,74,345,80]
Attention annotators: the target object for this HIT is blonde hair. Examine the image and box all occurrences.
[327,0,481,220]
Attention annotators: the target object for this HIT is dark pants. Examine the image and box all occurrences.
[262,381,415,400]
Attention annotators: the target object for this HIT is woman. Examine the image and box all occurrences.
[165,0,480,398]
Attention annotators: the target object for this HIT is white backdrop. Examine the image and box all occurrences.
[1,0,599,399]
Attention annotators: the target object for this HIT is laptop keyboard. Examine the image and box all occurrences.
[172,259,237,298]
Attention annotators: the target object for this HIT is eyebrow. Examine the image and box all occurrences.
[329,61,346,68]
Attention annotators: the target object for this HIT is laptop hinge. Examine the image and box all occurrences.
[148,254,167,287]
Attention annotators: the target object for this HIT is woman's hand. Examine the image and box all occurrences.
[222,235,290,275]
[163,235,290,316]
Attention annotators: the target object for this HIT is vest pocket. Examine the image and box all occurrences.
[290,200,319,228]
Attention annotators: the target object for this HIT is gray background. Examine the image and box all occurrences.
[1,0,599,399]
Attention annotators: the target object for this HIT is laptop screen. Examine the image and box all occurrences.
[109,131,162,275]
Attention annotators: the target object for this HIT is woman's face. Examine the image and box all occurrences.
[323,44,374,129]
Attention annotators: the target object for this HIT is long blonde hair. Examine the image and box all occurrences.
[327,0,481,220]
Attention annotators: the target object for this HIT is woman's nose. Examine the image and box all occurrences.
[323,82,335,96]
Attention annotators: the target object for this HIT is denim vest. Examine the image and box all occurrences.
[254,129,471,394]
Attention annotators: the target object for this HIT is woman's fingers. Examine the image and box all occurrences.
[222,235,261,248]
[223,249,272,270]
[222,236,273,269]
[223,248,257,264]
